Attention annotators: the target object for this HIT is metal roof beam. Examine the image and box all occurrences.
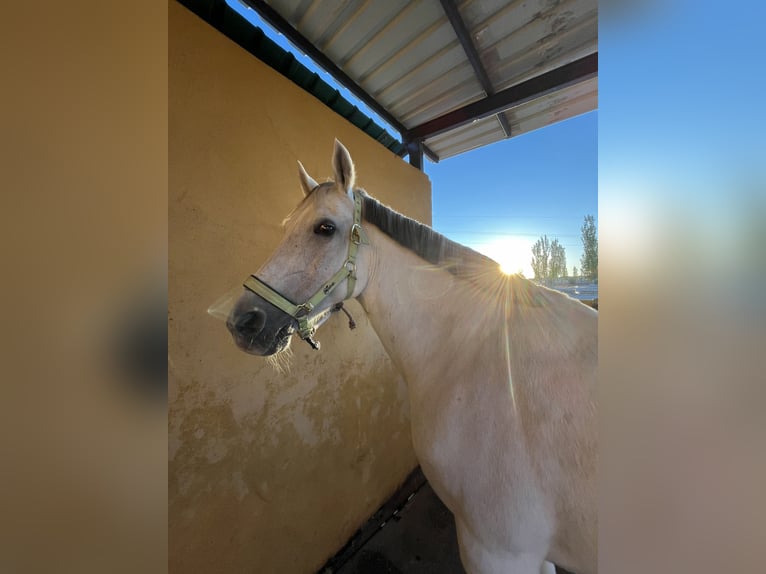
[406,53,598,142]
[438,0,512,138]
[242,0,440,165]
[406,140,424,170]
[420,143,439,163]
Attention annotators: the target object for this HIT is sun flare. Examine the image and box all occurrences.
[480,236,534,278]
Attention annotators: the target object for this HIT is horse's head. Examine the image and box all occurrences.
[226,140,371,355]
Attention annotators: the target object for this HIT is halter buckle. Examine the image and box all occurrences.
[350,223,363,245]
[295,303,313,317]
[344,259,357,277]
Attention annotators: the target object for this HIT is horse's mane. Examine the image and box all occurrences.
[359,189,498,277]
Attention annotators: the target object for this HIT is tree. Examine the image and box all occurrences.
[573,266,579,277]
[580,215,598,280]
[532,235,566,281]
[550,239,567,280]
[530,235,550,280]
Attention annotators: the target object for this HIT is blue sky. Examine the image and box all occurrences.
[228,0,596,277]
[425,113,596,276]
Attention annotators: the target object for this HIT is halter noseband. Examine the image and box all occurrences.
[242,189,368,350]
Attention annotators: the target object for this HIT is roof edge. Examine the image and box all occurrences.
[176,0,407,157]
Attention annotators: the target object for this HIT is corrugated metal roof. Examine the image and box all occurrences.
[177,0,407,155]
[258,0,597,161]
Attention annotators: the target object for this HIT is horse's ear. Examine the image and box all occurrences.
[332,139,355,193]
[297,161,318,197]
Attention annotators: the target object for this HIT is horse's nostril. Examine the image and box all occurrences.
[232,309,267,338]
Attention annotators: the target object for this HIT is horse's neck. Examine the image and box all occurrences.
[357,226,502,391]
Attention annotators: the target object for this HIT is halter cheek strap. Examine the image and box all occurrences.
[242,190,368,350]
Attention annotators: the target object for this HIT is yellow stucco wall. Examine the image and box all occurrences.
[169,2,430,573]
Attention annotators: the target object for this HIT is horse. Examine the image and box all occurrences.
[226,140,597,574]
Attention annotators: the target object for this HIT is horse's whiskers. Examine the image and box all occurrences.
[267,345,293,374]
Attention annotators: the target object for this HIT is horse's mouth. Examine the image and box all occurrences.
[236,323,294,356]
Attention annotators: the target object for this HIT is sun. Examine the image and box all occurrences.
[479,236,534,277]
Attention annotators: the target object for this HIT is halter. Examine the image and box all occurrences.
[242,189,368,350]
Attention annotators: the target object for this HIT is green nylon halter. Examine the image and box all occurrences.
[242,190,368,349]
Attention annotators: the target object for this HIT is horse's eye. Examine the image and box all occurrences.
[314,221,336,236]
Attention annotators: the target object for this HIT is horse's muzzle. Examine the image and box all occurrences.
[226,294,293,356]
[229,309,267,340]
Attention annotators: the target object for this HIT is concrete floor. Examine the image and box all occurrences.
[335,482,466,574]
[327,477,575,574]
